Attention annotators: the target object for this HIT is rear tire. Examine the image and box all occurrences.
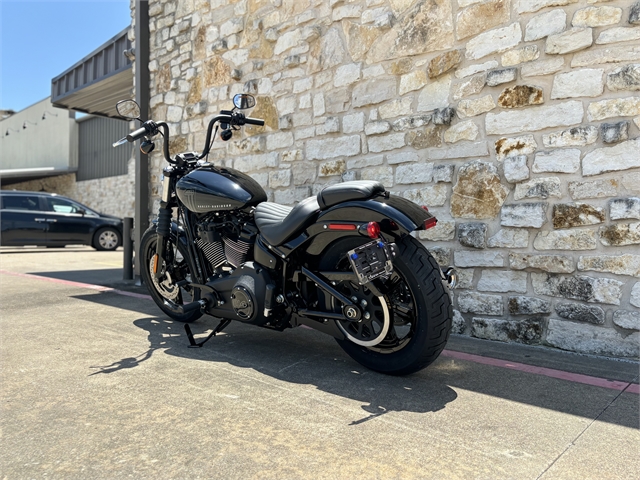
[93,227,121,251]
[324,235,452,376]
[140,226,202,323]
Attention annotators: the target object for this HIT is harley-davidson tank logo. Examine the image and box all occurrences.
[182,189,232,210]
[199,204,232,209]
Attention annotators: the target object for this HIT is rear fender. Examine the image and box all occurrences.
[286,195,435,256]
[279,196,434,339]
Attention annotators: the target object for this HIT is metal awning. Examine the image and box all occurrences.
[51,28,133,118]
[0,167,78,186]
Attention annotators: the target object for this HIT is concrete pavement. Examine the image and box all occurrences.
[1,246,638,479]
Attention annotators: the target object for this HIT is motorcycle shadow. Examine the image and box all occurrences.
[106,316,458,423]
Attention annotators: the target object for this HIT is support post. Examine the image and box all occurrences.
[123,217,134,280]
[134,0,150,279]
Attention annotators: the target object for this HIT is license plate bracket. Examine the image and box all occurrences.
[347,240,395,285]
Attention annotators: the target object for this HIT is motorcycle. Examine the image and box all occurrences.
[113,94,456,375]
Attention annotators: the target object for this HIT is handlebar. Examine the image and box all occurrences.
[127,126,149,142]
[244,117,265,126]
[117,111,264,166]
[199,114,232,161]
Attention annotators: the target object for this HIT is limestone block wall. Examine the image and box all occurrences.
[6,155,136,219]
[143,0,640,357]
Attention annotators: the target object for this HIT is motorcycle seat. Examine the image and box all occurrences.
[254,196,321,246]
[317,180,385,209]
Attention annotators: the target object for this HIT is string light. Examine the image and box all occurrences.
[41,110,59,120]
[2,109,61,140]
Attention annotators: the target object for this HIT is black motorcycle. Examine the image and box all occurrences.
[113,94,456,375]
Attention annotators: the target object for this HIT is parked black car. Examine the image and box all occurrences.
[0,191,123,251]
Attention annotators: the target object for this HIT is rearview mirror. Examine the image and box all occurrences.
[116,99,141,120]
[233,94,256,110]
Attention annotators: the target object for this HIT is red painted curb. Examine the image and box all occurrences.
[441,350,637,394]
[0,269,152,300]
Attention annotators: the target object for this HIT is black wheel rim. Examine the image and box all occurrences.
[367,269,417,354]
[331,256,417,354]
[334,282,390,346]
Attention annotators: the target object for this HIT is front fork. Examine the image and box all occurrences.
[153,173,174,280]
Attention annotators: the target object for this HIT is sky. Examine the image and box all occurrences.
[0,0,131,112]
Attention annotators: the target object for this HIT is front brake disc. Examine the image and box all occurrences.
[149,256,179,300]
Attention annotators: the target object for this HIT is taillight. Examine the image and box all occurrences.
[366,221,381,238]
[422,206,429,212]
[424,217,437,230]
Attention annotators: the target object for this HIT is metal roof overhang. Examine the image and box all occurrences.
[51,27,133,118]
[0,167,78,186]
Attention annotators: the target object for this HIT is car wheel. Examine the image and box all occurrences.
[93,227,121,251]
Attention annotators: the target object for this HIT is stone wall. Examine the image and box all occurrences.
[6,155,136,219]
[143,0,640,357]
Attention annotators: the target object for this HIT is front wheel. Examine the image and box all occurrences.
[140,226,202,323]
[323,236,453,376]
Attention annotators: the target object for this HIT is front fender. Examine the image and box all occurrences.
[151,219,189,249]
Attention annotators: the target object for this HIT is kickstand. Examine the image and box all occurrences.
[184,319,231,348]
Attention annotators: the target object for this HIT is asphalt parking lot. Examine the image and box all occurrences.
[1,246,638,479]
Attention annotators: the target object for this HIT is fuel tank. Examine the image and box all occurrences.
[176,166,267,213]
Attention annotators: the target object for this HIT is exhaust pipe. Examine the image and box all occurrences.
[442,267,458,290]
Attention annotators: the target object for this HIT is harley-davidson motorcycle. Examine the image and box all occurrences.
[113,94,456,375]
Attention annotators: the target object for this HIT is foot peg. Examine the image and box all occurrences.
[163,298,207,316]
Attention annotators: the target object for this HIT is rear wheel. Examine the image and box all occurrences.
[320,235,452,376]
[93,227,121,251]
[140,226,202,323]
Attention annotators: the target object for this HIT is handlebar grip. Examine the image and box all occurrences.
[244,117,265,126]
[126,126,148,142]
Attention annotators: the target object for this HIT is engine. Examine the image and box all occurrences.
[195,213,257,272]
[194,214,278,326]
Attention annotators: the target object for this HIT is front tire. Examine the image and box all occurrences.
[324,236,453,376]
[140,226,202,323]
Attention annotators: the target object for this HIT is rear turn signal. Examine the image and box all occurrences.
[366,221,381,238]
[424,217,437,230]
